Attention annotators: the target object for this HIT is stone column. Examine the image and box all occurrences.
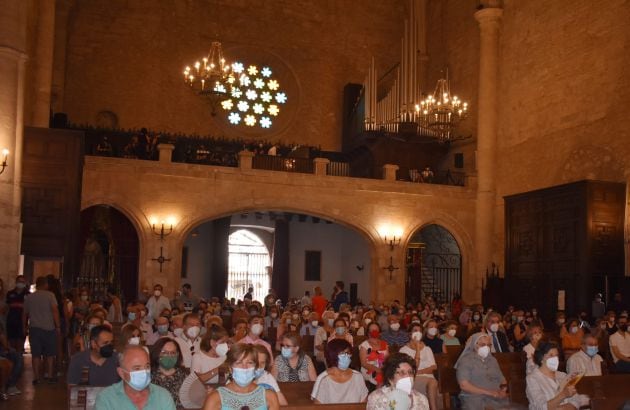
[31,0,56,127]
[383,164,399,181]
[313,158,330,176]
[0,1,28,282]
[157,143,174,163]
[473,5,503,299]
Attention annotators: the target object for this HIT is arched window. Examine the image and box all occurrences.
[227,229,271,302]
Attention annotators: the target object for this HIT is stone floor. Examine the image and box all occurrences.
[0,354,66,410]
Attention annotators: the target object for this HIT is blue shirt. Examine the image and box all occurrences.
[94,380,175,410]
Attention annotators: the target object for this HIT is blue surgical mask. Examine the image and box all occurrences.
[586,346,598,357]
[337,353,352,370]
[254,368,265,379]
[281,347,293,359]
[157,324,169,334]
[335,326,345,335]
[232,367,256,387]
[128,312,137,321]
[124,369,151,391]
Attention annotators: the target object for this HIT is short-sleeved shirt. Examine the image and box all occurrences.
[456,352,504,392]
[146,295,171,322]
[566,350,603,376]
[191,352,225,384]
[609,331,630,363]
[174,335,201,369]
[241,335,273,358]
[23,290,57,330]
[399,344,436,378]
[94,380,176,410]
[422,336,444,355]
[67,350,120,386]
[256,370,281,392]
[311,370,368,404]
[274,353,313,382]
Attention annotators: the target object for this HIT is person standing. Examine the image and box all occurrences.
[311,287,327,318]
[23,276,61,384]
[6,276,28,352]
[174,284,200,313]
[331,281,349,312]
[146,284,170,325]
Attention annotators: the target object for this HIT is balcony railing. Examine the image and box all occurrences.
[252,155,313,174]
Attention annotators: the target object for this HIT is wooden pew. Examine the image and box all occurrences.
[575,374,630,410]
[278,382,367,409]
[435,350,461,410]
[68,384,106,410]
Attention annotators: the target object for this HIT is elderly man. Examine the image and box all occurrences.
[68,325,119,385]
[483,312,510,353]
[94,345,175,409]
[381,315,409,347]
[240,315,273,358]
[566,334,603,376]
[174,313,202,368]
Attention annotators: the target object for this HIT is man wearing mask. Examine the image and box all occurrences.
[566,334,603,376]
[146,316,172,346]
[609,314,630,373]
[240,315,273,358]
[175,313,202,368]
[381,315,409,347]
[146,284,170,324]
[483,312,510,353]
[6,275,29,352]
[67,325,119,385]
[174,283,199,313]
[95,345,175,409]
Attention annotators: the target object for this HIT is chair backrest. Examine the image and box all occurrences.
[301,334,315,355]
[508,377,528,406]
[435,353,460,410]
[68,385,106,410]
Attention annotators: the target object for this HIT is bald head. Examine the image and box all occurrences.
[119,345,149,371]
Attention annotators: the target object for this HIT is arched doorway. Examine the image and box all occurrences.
[78,205,139,304]
[406,224,461,304]
[227,229,271,302]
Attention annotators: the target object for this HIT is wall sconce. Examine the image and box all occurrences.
[0,149,9,175]
[150,216,176,241]
[384,235,401,251]
[378,225,403,251]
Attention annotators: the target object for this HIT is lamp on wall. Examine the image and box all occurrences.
[150,216,176,241]
[378,225,403,251]
[0,149,9,175]
[384,235,401,251]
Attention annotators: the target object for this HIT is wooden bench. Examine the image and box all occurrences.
[68,384,106,410]
[435,349,461,410]
[575,374,630,410]
[279,382,367,409]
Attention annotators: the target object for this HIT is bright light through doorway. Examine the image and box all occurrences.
[227,229,270,302]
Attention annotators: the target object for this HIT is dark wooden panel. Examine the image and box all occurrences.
[21,127,84,285]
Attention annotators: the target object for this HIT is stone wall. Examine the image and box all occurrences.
[59,0,407,150]
[81,156,477,303]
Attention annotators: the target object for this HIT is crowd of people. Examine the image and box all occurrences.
[0,274,629,409]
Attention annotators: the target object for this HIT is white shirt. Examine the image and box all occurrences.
[609,331,630,363]
[191,352,226,384]
[146,295,171,323]
[256,371,281,393]
[175,335,201,368]
[566,350,603,376]
[311,370,368,404]
[145,330,173,346]
[399,345,436,378]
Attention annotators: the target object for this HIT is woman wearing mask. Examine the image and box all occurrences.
[523,324,544,375]
[359,322,389,390]
[275,313,293,352]
[526,342,589,410]
[422,320,446,354]
[252,345,288,406]
[512,310,528,352]
[560,318,584,358]
[150,337,189,408]
[264,307,280,339]
[400,323,438,410]
[73,314,104,353]
[118,324,143,351]
[367,353,430,410]
[311,339,368,404]
[440,321,461,346]
[328,318,354,346]
[192,325,229,385]
[203,343,279,409]
[321,309,337,335]
[466,310,483,337]
[454,333,510,410]
[272,332,316,382]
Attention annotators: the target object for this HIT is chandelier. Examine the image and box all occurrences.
[183,41,235,115]
[415,74,468,141]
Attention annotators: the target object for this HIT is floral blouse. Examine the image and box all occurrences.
[151,367,190,408]
[367,386,429,410]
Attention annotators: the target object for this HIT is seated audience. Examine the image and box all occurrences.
[231,318,248,344]
[67,325,119,386]
[300,311,320,336]
[367,353,429,410]
[311,339,368,404]
[73,313,104,353]
[483,311,510,353]
[422,319,446,355]
[560,318,584,358]
[150,337,189,408]
[146,316,172,346]
[175,313,202,368]
[512,310,528,352]
[273,332,316,382]
[95,345,175,409]
[117,324,143,354]
[399,323,437,410]
[328,318,354,346]
[241,315,273,358]
[381,315,409,348]
[203,343,279,409]
[440,321,461,346]
[566,334,603,376]
[455,332,509,410]
[359,322,389,389]
[526,342,589,410]
[609,313,630,373]
[192,324,228,384]
[523,324,544,374]
[252,344,288,406]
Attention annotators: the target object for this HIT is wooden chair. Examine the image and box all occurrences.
[508,376,528,406]
[435,351,461,410]
[300,334,315,357]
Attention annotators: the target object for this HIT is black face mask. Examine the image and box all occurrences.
[99,344,114,358]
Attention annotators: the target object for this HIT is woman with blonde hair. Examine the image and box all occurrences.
[275,312,295,351]
[273,331,317,382]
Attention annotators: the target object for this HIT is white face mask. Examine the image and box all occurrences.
[412,331,422,341]
[154,290,161,297]
[395,376,413,395]
[546,356,559,371]
[173,328,184,338]
[427,327,438,337]
[250,323,263,336]
[364,318,372,325]
[390,323,400,331]
[187,326,200,339]
[489,323,499,333]
[570,326,579,334]
[215,342,229,357]
[447,329,457,337]
[128,336,141,346]
[477,345,490,359]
